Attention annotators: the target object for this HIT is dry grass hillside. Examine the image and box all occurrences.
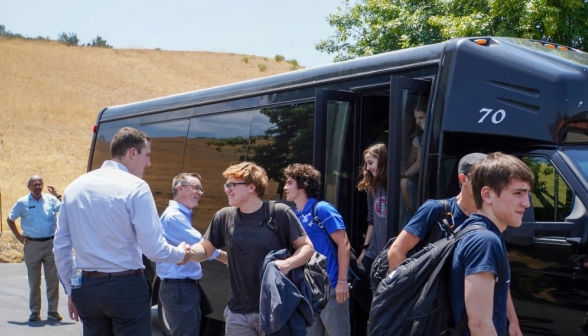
[0,38,297,262]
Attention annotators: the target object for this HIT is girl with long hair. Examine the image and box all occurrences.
[353,142,388,313]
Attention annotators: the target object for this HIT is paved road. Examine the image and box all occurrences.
[0,263,165,336]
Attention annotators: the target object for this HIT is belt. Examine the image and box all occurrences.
[27,236,54,242]
[163,278,199,284]
[82,270,144,278]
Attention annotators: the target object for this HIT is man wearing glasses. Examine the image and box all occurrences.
[186,161,314,336]
[157,173,227,336]
[7,175,63,322]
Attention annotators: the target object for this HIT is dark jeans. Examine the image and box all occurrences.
[159,280,201,336]
[72,274,151,336]
[352,256,375,314]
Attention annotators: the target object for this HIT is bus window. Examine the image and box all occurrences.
[140,120,190,215]
[183,111,254,232]
[522,156,574,223]
[398,89,430,228]
[91,118,190,215]
[91,120,131,171]
[250,103,314,199]
[183,105,316,232]
[325,100,352,205]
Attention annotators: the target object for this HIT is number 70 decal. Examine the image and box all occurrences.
[478,108,506,124]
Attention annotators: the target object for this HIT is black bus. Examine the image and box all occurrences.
[89,37,588,335]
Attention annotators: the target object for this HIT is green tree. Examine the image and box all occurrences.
[317,0,588,61]
[57,32,79,46]
[90,36,112,48]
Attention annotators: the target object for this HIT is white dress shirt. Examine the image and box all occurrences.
[54,160,185,294]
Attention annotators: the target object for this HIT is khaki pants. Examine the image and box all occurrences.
[23,239,59,313]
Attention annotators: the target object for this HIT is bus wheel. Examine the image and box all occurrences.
[157,297,224,336]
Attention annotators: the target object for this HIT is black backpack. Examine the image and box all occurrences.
[265,201,330,316]
[311,201,365,280]
[369,224,485,336]
[370,199,454,291]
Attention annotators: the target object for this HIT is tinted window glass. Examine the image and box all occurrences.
[141,120,190,214]
[183,104,314,233]
[183,111,254,233]
[92,119,190,215]
[253,104,314,195]
[562,147,588,185]
[91,120,131,170]
[522,156,573,222]
[325,101,352,205]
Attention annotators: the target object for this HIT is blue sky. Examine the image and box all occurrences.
[0,0,347,67]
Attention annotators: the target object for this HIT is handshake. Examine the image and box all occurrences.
[175,242,228,266]
[178,242,196,265]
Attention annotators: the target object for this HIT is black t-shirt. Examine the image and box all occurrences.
[203,202,306,313]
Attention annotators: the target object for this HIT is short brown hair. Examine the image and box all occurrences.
[110,127,151,158]
[223,162,268,198]
[284,164,321,199]
[471,152,534,209]
[172,173,202,198]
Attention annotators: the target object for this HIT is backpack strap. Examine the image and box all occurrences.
[311,201,322,227]
[312,201,335,244]
[421,199,456,246]
[453,223,484,239]
[263,200,278,232]
[438,199,455,233]
[313,200,361,280]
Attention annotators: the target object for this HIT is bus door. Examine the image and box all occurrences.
[315,88,369,334]
[388,76,431,238]
[314,89,358,229]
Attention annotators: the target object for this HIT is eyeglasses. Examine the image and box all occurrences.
[223,182,247,191]
[182,184,204,194]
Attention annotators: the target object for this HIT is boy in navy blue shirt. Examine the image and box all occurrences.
[450,152,533,335]
[387,153,486,270]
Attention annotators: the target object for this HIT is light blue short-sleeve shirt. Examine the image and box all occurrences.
[9,193,61,238]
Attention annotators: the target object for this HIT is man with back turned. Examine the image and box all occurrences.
[54,127,192,335]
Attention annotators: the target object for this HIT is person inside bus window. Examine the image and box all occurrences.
[404,105,426,179]
[353,142,388,313]
[401,98,428,215]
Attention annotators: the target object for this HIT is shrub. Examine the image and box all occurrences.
[242,56,249,63]
[258,64,267,72]
[275,54,285,62]
[288,59,300,70]
[57,32,79,46]
[91,36,112,48]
